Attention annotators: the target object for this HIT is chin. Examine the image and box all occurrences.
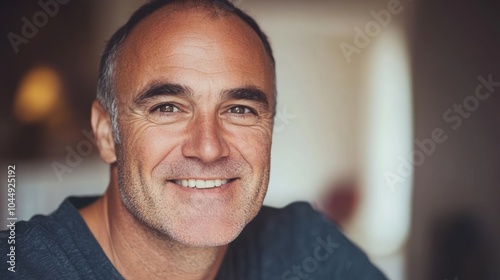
[166,216,246,247]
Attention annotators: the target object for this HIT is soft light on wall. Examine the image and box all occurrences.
[348,27,413,258]
[13,66,63,124]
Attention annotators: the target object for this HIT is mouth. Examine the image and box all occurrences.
[169,178,235,189]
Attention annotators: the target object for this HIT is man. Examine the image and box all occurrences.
[1,0,387,279]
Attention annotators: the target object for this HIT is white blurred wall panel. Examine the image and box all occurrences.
[14,157,108,221]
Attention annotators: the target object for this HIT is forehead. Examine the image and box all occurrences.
[114,5,274,100]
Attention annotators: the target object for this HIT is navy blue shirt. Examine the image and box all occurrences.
[0,197,387,279]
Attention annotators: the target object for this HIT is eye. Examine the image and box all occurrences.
[228,105,256,115]
[147,103,185,124]
[152,103,180,113]
[224,105,259,126]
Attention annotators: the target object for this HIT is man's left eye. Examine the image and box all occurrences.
[228,106,255,115]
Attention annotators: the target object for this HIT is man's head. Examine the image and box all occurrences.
[91,0,276,247]
[97,0,276,144]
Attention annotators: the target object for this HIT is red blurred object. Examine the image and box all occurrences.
[322,180,359,225]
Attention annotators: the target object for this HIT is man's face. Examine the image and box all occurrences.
[112,7,275,247]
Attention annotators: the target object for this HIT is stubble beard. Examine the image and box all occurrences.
[115,149,270,247]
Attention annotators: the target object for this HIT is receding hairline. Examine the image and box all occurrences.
[111,2,276,106]
[114,2,274,69]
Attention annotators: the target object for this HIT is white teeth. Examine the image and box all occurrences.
[205,180,215,188]
[173,179,231,189]
[188,179,196,188]
[196,180,206,189]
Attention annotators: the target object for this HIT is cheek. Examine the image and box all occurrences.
[121,123,184,171]
[226,126,272,170]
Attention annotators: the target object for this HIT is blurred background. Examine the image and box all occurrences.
[1,0,499,279]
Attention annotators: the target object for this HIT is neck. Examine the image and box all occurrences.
[80,168,227,280]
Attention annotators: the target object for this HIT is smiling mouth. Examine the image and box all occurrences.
[170,179,234,189]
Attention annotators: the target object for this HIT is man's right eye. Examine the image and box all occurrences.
[151,103,180,113]
[146,103,186,124]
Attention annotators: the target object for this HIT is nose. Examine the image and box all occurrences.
[181,114,230,163]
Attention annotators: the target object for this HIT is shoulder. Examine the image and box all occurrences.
[249,201,345,241]
[0,197,119,280]
[233,202,387,280]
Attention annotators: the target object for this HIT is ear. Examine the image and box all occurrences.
[91,100,117,164]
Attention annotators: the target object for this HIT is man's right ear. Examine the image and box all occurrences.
[91,100,117,164]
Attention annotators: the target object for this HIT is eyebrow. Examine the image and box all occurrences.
[134,83,194,105]
[221,87,270,110]
[134,82,270,110]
